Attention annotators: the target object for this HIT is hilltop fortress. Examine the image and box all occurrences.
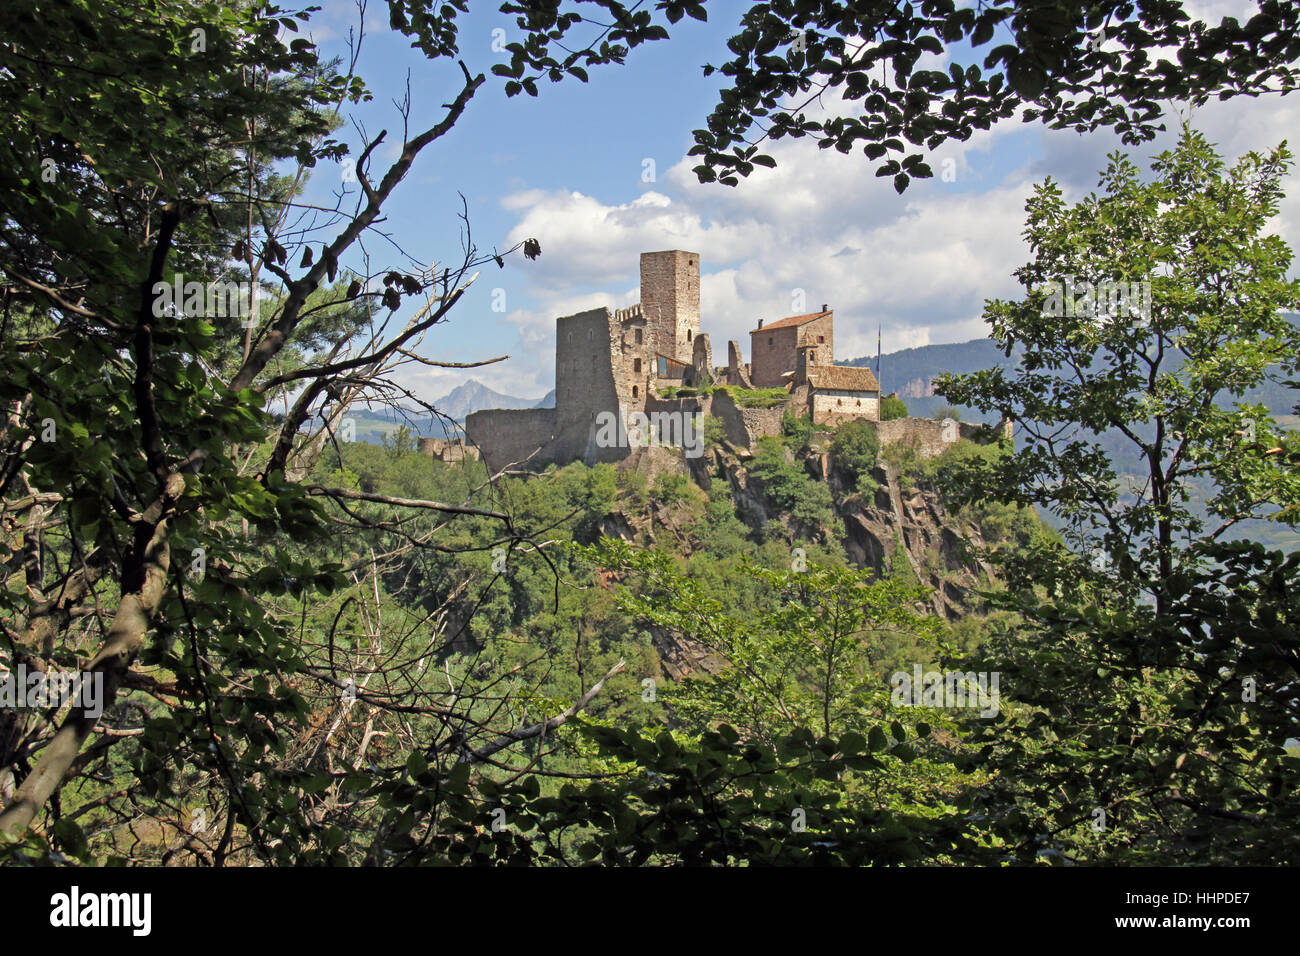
[467,251,1004,472]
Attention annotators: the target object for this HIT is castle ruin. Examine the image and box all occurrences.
[466,251,993,473]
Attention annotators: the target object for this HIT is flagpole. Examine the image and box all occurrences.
[875,325,882,386]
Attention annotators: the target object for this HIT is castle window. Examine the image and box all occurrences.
[837,399,843,406]
[634,358,641,373]
[587,329,593,342]
[809,351,816,364]
[768,337,774,346]
[686,330,692,341]
[634,329,642,345]
[818,335,825,343]
[632,386,638,397]
[856,400,861,406]
[567,332,572,343]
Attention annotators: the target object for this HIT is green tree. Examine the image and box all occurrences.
[687,1,1300,192]
[939,128,1300,612]
[934,130,1300,863]
[749,437,835,539]
[968,540,1300,863]
[0,0,606,858]
[589,541,943,743]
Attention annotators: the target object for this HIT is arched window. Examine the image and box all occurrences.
[837,399,843,406]
[686,330,692,341]
[587,328,593,342]
[632,385,638,397]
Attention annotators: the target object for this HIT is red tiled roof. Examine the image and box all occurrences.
[750,311,830,333]
[807,365,881,393]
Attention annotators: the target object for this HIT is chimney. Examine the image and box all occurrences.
[821,303,828,313]
[758,319,764,329]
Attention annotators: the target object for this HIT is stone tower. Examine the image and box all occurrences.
[639,250,700,365]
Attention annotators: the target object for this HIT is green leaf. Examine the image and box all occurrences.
[868,726,889,752]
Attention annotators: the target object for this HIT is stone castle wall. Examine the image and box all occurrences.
[465,407,555,473]
[870,416,1006,460]
[750,325,799,388]
[552,307,624,465]
[417,436,480,462]
[709,391,785,448]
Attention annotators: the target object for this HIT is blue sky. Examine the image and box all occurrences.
[294,0,1300,403]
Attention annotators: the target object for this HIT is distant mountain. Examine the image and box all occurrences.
[845,333,1299,423]
[535,389,556,409]
[842,338,1013,421]
[432,379,542,420]
[847,336,1297,551]
[342,406,457,443]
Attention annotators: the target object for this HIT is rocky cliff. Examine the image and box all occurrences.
[593,439,999,675]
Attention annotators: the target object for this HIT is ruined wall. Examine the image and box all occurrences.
[690,332,713,386]
[612,304,655,407]
[726,340,753,388]
[640,395,708,459]
[710,391,786,449]
[871,417,1000,460]
[465,407,556,472]
[417,437,480,462]
[640,250,700,364]
[554,307,625,465]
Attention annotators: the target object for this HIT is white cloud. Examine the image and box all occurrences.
[488,114,1035,382]
[408,43,1300,401]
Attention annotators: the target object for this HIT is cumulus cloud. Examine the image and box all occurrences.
[487,110,1034,380]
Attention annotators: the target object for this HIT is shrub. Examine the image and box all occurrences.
[750,437,835,536]
[781,407,815,455]
[703,415,727,447]
[829,419,880,485]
